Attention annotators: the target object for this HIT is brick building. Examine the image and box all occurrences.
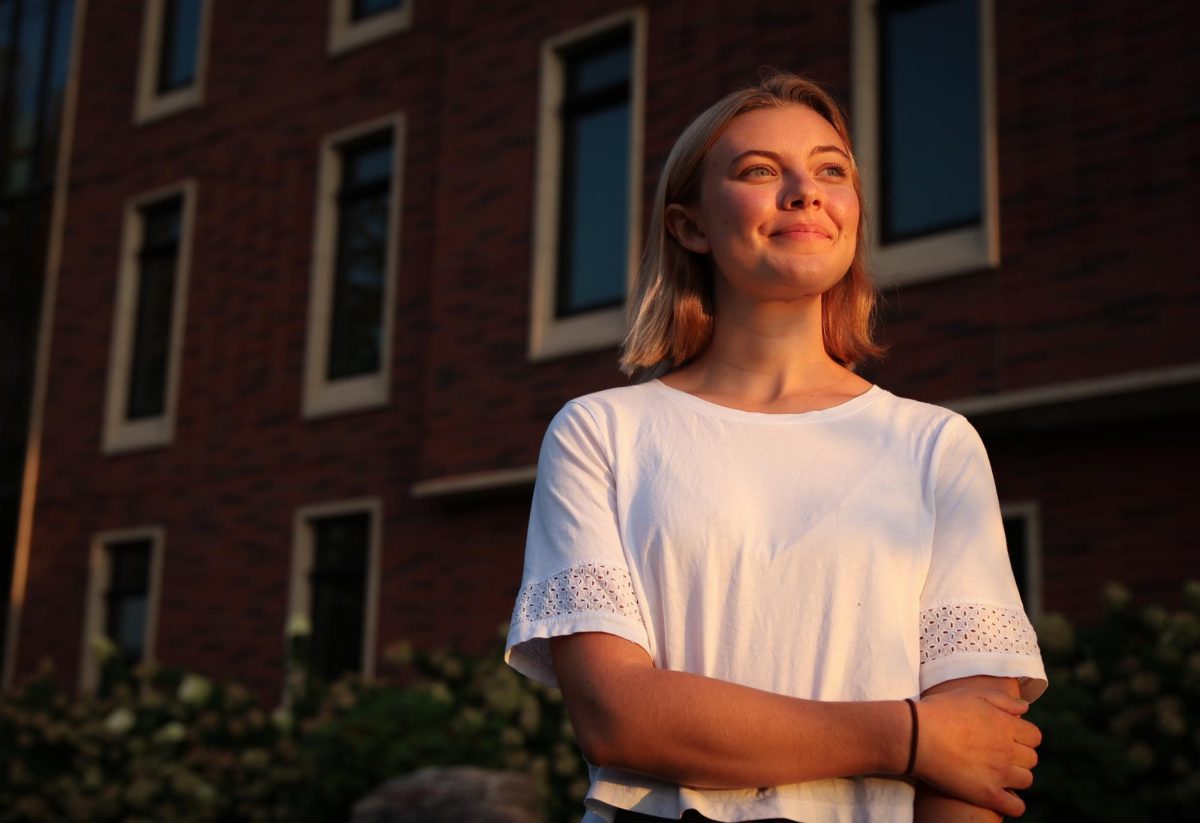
[4,0,1198,706]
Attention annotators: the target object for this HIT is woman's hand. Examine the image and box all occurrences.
[911,688,1042,818]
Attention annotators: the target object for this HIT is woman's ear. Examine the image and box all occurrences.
[665,203,711,254]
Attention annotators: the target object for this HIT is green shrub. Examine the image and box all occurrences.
[1023,581,1200,821]
[8,583,1191,822]
[0,625,586,823]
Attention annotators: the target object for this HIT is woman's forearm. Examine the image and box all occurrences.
[551,632,1036,818]
[575,659,911,788]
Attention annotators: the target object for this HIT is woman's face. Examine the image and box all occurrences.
[670,105,860,303]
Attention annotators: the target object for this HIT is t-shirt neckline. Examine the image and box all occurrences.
[648,378,883,423]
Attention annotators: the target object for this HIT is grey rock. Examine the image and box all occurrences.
[351,766,544,823]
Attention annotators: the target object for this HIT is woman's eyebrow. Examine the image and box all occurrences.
[728,145,852,169]
[810,144,852,161]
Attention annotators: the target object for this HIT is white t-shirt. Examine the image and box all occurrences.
[505,379,1046,823]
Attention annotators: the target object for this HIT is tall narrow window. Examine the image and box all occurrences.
[328,0,412,54]
[0,0,74,197]
[103,181,195,453]
[529,10,645,360]
[135,0,211,123]
[879,0,981,242]
[556,30,631,317]
[288,499,381,685]
[852,0,997,284]
[156,0,203,93]
[127,196,181,419]
[80,528,165,692]
[304,115,403,418]
[103,538,151,668]
[309,513,369,680]
[329,133,392,380]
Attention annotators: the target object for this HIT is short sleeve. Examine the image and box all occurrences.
[919,415,1048,701]
[504,401,651,687]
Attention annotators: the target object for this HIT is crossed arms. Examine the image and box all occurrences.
[551,632,1041,820]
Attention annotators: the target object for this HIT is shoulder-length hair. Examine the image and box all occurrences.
[619,71,885,379]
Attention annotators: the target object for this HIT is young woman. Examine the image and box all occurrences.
[505,72,1046,823]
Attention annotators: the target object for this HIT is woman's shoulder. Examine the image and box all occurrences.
[543,381,664,438]
[559,380,663,417]
[869,386,981,450]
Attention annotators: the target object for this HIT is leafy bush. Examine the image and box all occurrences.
[6,583,1194,822]
[0,625,586,823]
[1023,581,1200,821]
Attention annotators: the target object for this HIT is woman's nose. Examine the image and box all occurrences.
[782,172,820,210]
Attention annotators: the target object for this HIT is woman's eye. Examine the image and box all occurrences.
[742,165,776,178]
[820,163,849,179]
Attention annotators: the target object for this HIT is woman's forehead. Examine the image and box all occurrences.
[709,105,850,162]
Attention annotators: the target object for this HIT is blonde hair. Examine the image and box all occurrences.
[619,71,884,378]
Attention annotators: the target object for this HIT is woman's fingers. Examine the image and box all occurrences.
[992,787,1027,818]
[1012,743,1039,770]
[912,690,1045,815]
[1015,717,1043,748]
[980,689,1029,716]
[1006,764,1035,791]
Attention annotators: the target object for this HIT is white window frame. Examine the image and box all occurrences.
[287,498,382,681]
[527,8,646,361]
[851,0,998,286]
[134,0,214,125]
[328,0,413,56]
[79,527,166,693]
[102,180,196,454]
[1000,501,1042,619]
[302,114,404,419]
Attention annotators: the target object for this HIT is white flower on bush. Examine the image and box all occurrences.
[1034,613,1074,653]
[177,674,213,706]
[153,721,186,745]
[89,634,118,662]
[1156,696,1186,737]
[271,706,293,732]
[103,707,136,736]
[240,748,271,769]
[1104,582,1132,609]
[427,682,453,704]
[286,613,312,637]
[383,640,413,667]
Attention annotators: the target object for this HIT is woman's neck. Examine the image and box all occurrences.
[661,290,870,412]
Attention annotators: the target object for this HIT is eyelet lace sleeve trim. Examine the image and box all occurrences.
[920,603,1042,663]
[511,562,641,627]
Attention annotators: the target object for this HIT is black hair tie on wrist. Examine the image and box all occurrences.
[903,697,919,776]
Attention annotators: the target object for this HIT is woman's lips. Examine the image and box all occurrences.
[772,222,830,239]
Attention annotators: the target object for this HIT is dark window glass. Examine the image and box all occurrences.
[6,0,50,196]
[879,0,981,243]
[556,30,631,317]
[351,0,401,21]
[39,0,73,181]
[0,0,73,197]
[327,132,392,380]
[104,539,151,668]
[308,513,369,681]
[157,0,202,94]
[1001,515,1029,605]
[127,196,182,420]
